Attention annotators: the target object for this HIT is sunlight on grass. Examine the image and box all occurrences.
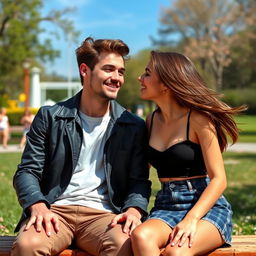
[235,115,256,142]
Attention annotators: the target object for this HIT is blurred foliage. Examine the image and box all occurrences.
[0,0,79,97]
[153,0,256,92]
[117,49,151,110]
[223,89,256,114]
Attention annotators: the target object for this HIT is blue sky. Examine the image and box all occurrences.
[41,0,172,78]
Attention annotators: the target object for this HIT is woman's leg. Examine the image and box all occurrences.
[131,219,172,256]
[162,219,224,256]
[2,129,9,148]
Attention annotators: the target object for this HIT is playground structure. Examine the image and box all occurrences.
[29,67,81,108]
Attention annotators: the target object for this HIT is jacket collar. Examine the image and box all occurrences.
[55,89,138,124]
[55,90,81,119]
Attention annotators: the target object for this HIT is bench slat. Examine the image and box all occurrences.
[58,249,89,256]
[207,235,256,256]
[0,235,255,256]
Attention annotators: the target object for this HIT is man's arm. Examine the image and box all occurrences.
[13,107,49,210]
[111,117,151,234]
[13,107,59,233]
[122,118,151,215]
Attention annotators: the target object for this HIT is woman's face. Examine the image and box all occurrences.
[138,61,167,101]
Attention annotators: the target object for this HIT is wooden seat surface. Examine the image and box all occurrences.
[0,235,255,256]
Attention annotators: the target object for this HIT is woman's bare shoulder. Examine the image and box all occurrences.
[191,110,215,132]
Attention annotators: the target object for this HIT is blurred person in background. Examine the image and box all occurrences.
[19,109,35,148]
[0,107,10,148]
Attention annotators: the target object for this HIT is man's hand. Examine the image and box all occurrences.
[25,202,59,237]
[110,207,142,235]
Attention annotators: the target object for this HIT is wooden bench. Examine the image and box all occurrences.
[0,235,255,256]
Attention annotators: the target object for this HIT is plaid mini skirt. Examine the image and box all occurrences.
[148,176,233,245]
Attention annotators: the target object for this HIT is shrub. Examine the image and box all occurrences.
[6,108,39,125]
[222,89,256,114]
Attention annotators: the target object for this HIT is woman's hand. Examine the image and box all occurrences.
[169,215,199,248]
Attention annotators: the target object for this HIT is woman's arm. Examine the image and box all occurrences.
[170,112,227,247]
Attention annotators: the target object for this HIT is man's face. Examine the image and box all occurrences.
[84,51,125,101]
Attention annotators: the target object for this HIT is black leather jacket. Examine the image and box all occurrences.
[13,91,151,231]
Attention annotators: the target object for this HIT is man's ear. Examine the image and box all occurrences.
[79,63,90,77]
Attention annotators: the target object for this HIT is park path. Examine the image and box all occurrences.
[0,142,255,153]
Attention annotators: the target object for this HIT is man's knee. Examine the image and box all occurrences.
[11,234,50,256]
[12,235,39,255]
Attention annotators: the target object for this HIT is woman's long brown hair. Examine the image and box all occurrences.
[150,51,247,152]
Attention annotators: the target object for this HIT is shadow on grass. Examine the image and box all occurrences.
[224,152,256,160]
[239,131,256,136]
[225,184,256,226]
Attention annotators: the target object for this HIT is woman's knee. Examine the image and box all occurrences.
[131,224,156,244]
[162,244,192,256]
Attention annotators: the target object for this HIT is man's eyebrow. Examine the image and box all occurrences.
[102,64,125,71]
[145,67,151,73]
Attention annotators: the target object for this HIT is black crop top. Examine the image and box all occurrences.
[148,110,206,178]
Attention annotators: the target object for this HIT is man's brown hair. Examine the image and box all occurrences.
[76,37,129,84]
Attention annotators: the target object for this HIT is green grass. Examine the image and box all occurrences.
[0,152,255,235]
[235,115,256,142]
[223,152,256,235]
[0,153,22,234]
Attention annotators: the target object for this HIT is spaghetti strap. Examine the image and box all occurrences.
[186,110,192,140]
[148,110,157,138]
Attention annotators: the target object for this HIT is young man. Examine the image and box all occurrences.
[11,37,151,256]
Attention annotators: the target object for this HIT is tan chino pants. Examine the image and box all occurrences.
[11,205,132,256]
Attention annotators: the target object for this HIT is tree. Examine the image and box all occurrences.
[155,0,254,91]
[0,0,79,96]
[117,49,151,111]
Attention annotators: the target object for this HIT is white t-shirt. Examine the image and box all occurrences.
[54,110,114,211]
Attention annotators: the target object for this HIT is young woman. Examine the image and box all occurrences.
[0,107,10,148]
[131,51,246,256]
